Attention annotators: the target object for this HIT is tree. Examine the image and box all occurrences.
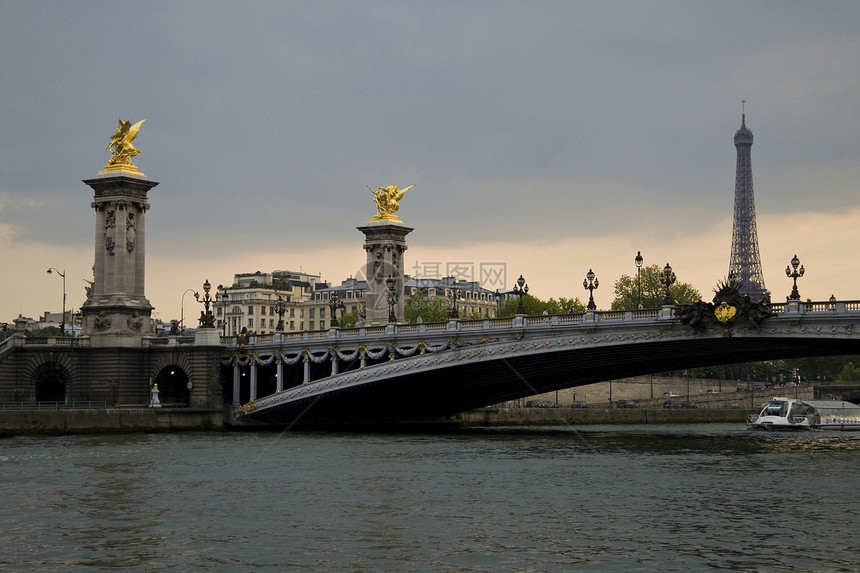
[403,292,449,323]
[338,309,360,328]
[496,294,586,317]
[610,264,702,310]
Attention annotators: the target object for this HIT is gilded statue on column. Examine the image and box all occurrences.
[101,118,146,174]
[368,183,414,222]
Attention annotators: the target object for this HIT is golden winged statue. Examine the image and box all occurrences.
[101,118,146,173]
[368,183,414,222]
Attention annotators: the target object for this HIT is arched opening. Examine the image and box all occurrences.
[154,366,190,406]
[35,362,68,402]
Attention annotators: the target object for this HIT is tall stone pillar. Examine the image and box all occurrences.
[356,221,413,325]
[81,173,158,345]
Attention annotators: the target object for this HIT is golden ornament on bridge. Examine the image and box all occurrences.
[714,301,737,324]
[368,183,414,222]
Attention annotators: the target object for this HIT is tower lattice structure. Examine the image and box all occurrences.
[728,113,768,301]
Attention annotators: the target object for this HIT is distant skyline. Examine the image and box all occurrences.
[2,2,859,323]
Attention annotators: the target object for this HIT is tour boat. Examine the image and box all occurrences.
[748,397,860,431]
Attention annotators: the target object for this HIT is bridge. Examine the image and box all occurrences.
[229,299,860,427]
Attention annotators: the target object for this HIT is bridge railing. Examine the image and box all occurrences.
[219,300,860,351]
[0,401,108,411]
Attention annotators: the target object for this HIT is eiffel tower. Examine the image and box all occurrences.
[728,109,768,301]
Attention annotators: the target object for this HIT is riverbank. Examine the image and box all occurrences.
[450,406,749,426]
[0,407,225,437]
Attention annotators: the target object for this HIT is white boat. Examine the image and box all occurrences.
[748,397,860,431]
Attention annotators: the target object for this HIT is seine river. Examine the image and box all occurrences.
[2,425,858,572]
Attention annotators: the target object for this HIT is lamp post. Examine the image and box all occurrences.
[634,251,644,309]
[46,268,66,334]
[217,288,230,336]
[274,295,288,331]
[513,275,529,315]
[785,254,805,300]
[447,283,460,319]
[660,263,676,305]
[180,288,196,334]
[194,279,216,328]
[583,269,599,311]
[386,276,399,323]
[327,292,344,328]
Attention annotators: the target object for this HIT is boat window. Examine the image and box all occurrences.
[763,402,788,416]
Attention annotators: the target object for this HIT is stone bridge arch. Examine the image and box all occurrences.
[151,351,195,406]
[22,351,75,403]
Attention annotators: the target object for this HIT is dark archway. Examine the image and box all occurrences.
[155,366,190,406]
[35,362,68,402]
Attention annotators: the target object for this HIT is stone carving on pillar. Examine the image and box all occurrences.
[104,209,116,255]
[94,313,112,331]
[126,212,136,253]
[127,314,143,332]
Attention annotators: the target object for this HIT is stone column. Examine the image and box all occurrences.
[81,173,158,345]
[249,361,258,401]
[356,221,413,325]
[232,362,240,406]
[276,358,283,392]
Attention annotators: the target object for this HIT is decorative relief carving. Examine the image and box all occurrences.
[127,315,143,331]
[126,212,136,253]
[94,313,112,331]
[104,210,116,255]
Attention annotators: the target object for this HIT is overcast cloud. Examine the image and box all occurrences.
[2,1,859,322]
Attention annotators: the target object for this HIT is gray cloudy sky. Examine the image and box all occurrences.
[2,1,860,322]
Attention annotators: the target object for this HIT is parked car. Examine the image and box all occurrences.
[724,400,740,409]
[706,389,720,394]
[662,392,679,398]
[616,399,637,408]
[753,383,764,390]
[679,401,697,409]
[736,386,747,392]
[570,400,587,408]
[663,400,678,409]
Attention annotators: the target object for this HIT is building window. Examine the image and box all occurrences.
[429,288,436,297]
[309,308,315,319]
[248,318,254,328]
[248,306,254,315]
[290,308,295,318]
[289,320,295,330]
[310,320,315,331]
[320,307,325,318]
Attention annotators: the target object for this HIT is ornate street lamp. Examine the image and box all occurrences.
[46,267,66,334]
[194,279,216,328]
[660,263,676,305]
[634,251,644,309]
[513,275,529,315]
[274,295,288,331]
[583,269,599,310]
[328,292,345,327]
[785,254,805,300]
[447,283,460,319]
[217,287,230,336]
[386,276,399,323]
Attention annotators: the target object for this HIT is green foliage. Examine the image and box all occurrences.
[611,264,702,310]
[496,294,586,317]
[837,361,860,382]
[27,326,64,338]
[404,292,449,323]
[339,309,360,328]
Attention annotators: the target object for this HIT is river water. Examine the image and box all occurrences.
[1,425,858,572]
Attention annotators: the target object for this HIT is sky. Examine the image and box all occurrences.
[2,1,860,323]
